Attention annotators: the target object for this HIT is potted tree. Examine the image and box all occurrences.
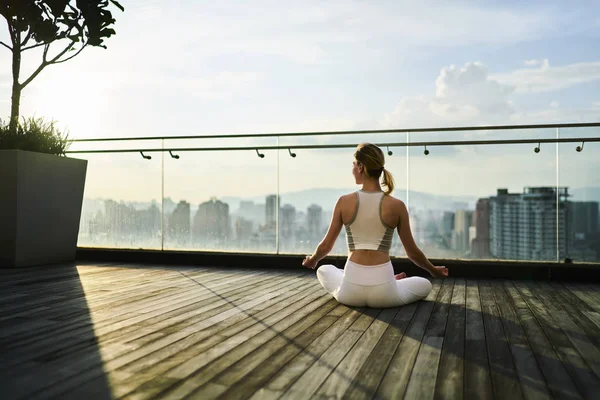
[0,1,123,267]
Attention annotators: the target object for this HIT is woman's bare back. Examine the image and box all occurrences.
[339,192,404,266]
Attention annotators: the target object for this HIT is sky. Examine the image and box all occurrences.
[1,0,599,205]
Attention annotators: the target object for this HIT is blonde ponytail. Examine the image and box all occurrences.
[382,168,395,196]
[355,143,395,195]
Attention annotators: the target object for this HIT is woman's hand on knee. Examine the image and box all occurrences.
[302,255,318,270]
[430,266,449,278]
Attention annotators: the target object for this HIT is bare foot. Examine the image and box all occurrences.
[395,272,407,280]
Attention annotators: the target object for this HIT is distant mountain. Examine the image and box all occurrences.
[222,187,479,213]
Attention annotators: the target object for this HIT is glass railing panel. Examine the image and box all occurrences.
[558,126,600,263]
[162,137,278,253]
[407,129,558,261]
[73,141,163,249]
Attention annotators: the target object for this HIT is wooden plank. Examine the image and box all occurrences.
[143,293,334,400]
[9,270,294,348]
[215,310,345,400]
[118,282,318,374]
[524,282,600,396]
[376,279,442,400]
[259,306,365,394]
[538,283,600,365]
[62,283,323,400]
[547,282,600,350]
[583,311,600,330]
[26,282,322,400]
[563,283,600,313]
[275,308,381,399]
[187,299,343,400]
[504,281,582,400]
[0,267,255,347]
[0,317,60,338]
[12,278,315,399]
[464,279,493,400]
[280,330,364,400]
[313,308,397,399]
[434,278,465,400]
[404,278,454,400]
[0,271,300,372]
[491,281,552,400]
[480,280,524,400]
[1,273,227,340]
[343,302,419,400]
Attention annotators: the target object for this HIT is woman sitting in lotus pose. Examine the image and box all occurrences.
[302,143,448,307]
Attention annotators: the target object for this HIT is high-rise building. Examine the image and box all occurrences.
[265,195,278,228]
[307,204,323,239]
[442,212,455,238]
[192,197,230,245]
[236,200,265,227]
[568,201,599,241]
[168,201,190,245]
[471,198,490,258]
[567,201,599,261]
[453,210,473,253]
[489,187,569,261]
[280,204,296,239]
[235,217,253,243]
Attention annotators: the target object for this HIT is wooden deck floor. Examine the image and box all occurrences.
[1,263,600,400]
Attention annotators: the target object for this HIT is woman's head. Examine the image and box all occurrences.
[352,143,395,195]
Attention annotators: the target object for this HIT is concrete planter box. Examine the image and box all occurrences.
[0,150,87,267]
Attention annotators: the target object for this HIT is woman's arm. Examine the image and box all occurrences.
[397,201,448,278]
[302,198,344,269]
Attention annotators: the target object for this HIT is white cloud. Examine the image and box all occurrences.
[377,60,600,132]
[381,62,515,128]
[492,60,600,93]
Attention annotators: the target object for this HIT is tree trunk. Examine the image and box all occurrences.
[9,28,21,132]
[10,83,21,131]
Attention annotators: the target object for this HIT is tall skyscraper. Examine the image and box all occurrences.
[236,200,265,227]
[235,217,253,244]
[567,201,599,261]
[453,210,473,253]
[568,201,599,241]
[168,201,191,245]
[265,194,278,228]
[280,204,296,239]
[192,197,230,245]
[307,204,323,239]
[442,212,455,238]
[471,198,490,258]
[489,187,569,261]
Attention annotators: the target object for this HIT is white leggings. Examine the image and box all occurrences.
[316,260,432,308]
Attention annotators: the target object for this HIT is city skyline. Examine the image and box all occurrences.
[78,184,600,263]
